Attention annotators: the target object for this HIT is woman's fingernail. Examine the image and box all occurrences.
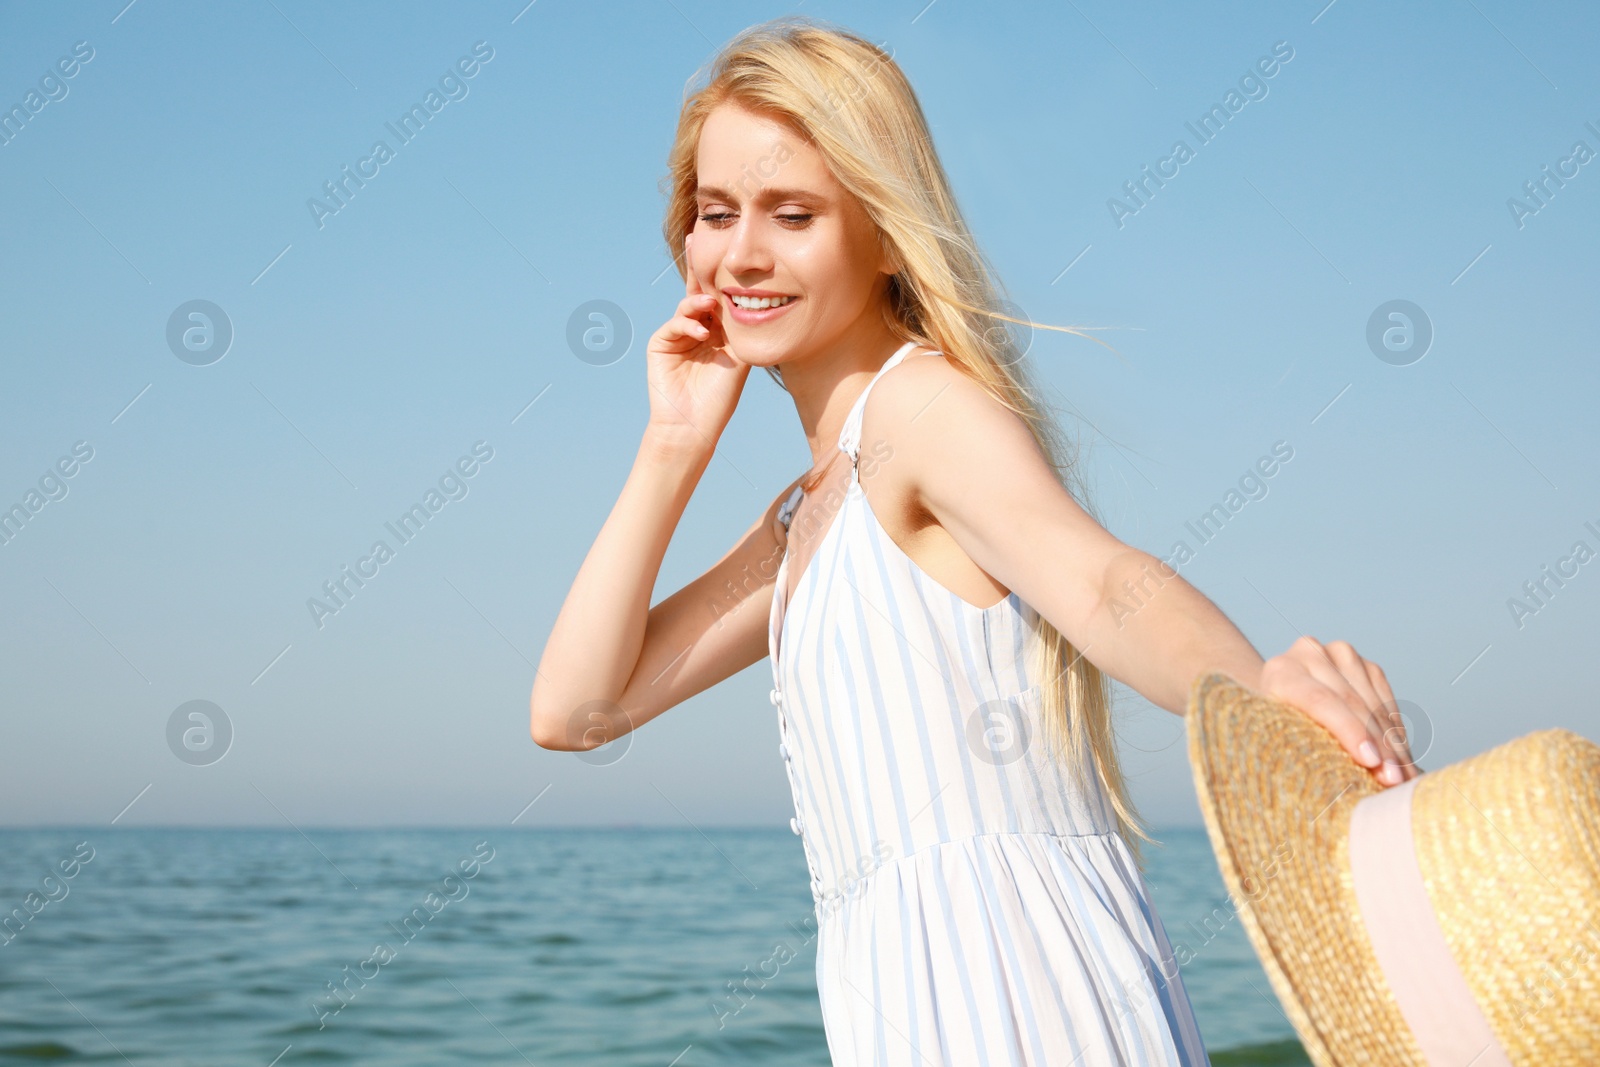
[1382,761,1401,785]
[1358,739,1380,767]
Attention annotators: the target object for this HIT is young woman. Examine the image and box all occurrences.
[530,17,1419,1066]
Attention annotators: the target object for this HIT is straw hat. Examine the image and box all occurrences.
[1184,670,1600,1066]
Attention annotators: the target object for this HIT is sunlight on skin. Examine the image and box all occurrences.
[539,101,1420,790]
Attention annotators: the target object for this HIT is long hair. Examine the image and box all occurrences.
[661,16,1156,870]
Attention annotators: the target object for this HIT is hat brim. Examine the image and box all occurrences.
[1185,670,1428,1067]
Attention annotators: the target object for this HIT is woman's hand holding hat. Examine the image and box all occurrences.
[1258,635,1419,787]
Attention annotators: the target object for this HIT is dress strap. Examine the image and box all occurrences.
[837,341,942,468]
[780,342,941,532]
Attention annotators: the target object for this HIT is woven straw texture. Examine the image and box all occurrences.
[1185,670,1600,1067]
[1410,725,1600,1063]
[1186,671,1423,1066]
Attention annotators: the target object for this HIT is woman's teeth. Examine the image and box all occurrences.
[730,294,796,310]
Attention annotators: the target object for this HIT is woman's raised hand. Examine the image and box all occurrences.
[644,232,752,457]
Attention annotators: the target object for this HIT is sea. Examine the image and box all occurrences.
[0,827,1312,1065]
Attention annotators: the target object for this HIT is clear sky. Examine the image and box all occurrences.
[2,0,1595,830]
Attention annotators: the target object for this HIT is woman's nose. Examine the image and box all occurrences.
[723,217,773,275]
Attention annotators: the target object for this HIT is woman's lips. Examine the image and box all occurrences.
[725,294,800,325]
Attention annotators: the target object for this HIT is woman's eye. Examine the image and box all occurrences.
[695,211,812,229]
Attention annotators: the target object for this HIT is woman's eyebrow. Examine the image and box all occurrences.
[695,184,827,205]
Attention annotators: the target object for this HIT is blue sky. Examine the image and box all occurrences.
[2,0,1596,829]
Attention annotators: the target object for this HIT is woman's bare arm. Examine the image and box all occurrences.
[862,355,1418,784]
[532,229,789,750]
[529,430,801,750]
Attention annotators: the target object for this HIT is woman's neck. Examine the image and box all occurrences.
[782,325,908,473]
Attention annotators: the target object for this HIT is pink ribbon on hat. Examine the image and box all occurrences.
[1346,775,1513,1067]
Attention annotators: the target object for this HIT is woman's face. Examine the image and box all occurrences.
[689,102,896,368]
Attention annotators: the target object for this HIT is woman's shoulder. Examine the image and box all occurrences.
[857,344,1042,502]
[860,344,1014,447]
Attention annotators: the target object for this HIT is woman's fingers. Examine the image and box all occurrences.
[1320,640,1382,712]
[674,239,712,332]
[653,308,711,352]
[1283,638,1389,770]
[1260,639,1408,788]
[649,239,726,359]
[1312,638,1417,782]
[681,231,732,350]
[677,229,739,362]
[1362,657,1420,778]
[1264,658,1382,771]
[685,232,703,297]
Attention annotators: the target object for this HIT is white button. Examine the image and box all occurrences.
[790,816,803,835]
[778,743,790,761]
[769,688,783,706]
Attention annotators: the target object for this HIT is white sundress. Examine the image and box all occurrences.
[766,340,1212,1066]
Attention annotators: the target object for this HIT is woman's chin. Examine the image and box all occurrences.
[723,333,792,368]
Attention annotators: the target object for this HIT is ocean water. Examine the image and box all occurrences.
[0,827,1310,1065]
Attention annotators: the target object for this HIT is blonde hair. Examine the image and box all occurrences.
[662,16,1156,869]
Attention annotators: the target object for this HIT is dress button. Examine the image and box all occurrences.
[769,688,783,706]
[778,743,790,761]
[790,816,804,835]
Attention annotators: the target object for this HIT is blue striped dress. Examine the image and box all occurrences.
[767,341,1211,1066]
